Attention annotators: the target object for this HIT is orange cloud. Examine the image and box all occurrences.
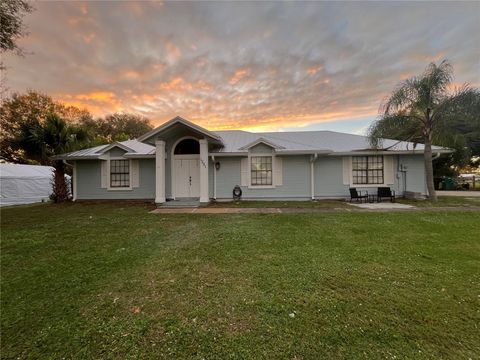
[157,77,212,92]
[53,84,379,133]
[79,3,88,15]
[74,91,116,102]
[54,91,122,116]
[229,68,251,85]
[158,77,187,90]
[122,70,142,79]
[306,65,323,75]
[82,32,96,44]
[399,71,413,79]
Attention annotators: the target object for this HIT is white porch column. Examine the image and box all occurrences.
[199,139,209,203]
[155,140,166,204]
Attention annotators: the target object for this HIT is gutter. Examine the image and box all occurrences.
[123,154,156,159]
[330,149,453,156]
[208,150,331,157]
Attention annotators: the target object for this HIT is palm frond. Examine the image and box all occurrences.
[425,60,453,98]
[381,77,420,115]
[433,85,480,124]
[368,114,422,148]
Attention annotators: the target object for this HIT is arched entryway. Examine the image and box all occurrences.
[172,137,200,198]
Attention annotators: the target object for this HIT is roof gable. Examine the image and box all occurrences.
[238,137,285,150]
[137,116,223,143]
[96,141,133,154]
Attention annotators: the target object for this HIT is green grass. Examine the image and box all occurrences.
[1,203,479,359]
[208,199,350,208]
[211,196,480,209]
[398,195,480,208]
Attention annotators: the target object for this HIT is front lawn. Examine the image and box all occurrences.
[211,196,480,209]
[1,204,479,359]
[208,199,350,208]
[398,195,480,208]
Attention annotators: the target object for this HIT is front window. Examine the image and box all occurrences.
[251,156,272,186]
[110,160,130,188]
[352,156,384,184]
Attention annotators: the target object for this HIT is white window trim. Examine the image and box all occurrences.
[248,153,276,189]
[350,155,388,187]
[107,157,133,191]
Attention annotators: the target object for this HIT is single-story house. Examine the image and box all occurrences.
[54,116,450,204]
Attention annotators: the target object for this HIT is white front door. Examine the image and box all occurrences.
[173,157,200,198]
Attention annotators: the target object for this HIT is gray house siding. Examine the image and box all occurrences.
[76,159,155,200]
[212,154,427,200]
[208,159,215,198]
[213,155,311,200]
[313,154,426,197]
[313,156,401,198]
[213,157,240,200]
[398,154,427,194]
[75,153,427,201]
[249,143,274,154]
[314,156,348,198]
[108,147,127,157]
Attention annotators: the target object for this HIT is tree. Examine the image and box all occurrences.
[369,60,480,201]
[0,90,93,163]
[0,0,33,73]
[0,0,32,54]
[79,112,153,143]
[16,113,90,202]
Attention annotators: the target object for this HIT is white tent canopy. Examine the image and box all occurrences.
[0,164,70,207]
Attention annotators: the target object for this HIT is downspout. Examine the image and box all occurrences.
[310,153,318,200]
[211,155,216,200]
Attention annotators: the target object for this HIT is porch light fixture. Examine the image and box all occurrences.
[215,162,221,170]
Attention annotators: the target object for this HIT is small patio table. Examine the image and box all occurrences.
[368,194,377,203]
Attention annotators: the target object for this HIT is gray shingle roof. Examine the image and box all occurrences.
[211,130,448,153]
[56,127,450,159]
[54,139,155,160]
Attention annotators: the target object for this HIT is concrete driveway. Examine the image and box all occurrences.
[438,191,480,197]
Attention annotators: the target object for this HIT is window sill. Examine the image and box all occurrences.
[351,183,390,188]
[247,185,275,189]
[107,187,133,191]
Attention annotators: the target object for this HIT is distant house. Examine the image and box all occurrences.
[54,116,450,203]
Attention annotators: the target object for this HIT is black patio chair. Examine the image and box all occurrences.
[349,188,368,203]
[377,187,395,202]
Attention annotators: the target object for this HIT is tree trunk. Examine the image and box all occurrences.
[52,160,70,202]
[424,138,437,201]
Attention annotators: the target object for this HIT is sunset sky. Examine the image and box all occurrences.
[3,1,480,134]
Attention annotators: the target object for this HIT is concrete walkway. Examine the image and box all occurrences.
[438,191,480,197]
[347,203,415,210]
[151,207,283,214]
[150,205,480,214]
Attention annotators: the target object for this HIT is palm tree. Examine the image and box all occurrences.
[369,60,480,201]
[16,113,90,202]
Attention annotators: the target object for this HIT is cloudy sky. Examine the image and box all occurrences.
[3,1,480,133]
